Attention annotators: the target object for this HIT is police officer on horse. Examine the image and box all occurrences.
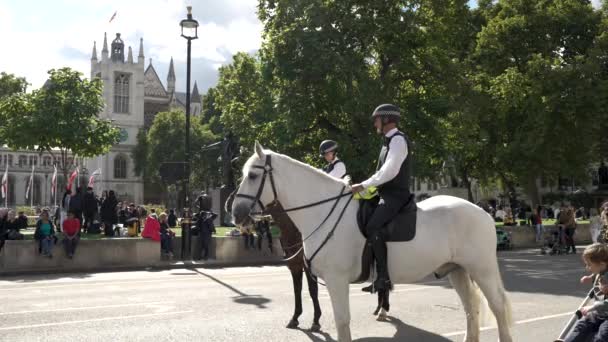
[351,104,413,293]
[320,140,347,179]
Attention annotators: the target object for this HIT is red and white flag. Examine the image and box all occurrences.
[1,165,7,199]
[88,168,102,188]
[67,166,79,192]
[25,165,34,200]
[109,11,117,23]
[51,165,57,197]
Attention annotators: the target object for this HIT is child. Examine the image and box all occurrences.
[62,211,80,259]
[564,243,608,342]
[34,210,55,258]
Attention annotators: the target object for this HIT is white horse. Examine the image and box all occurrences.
[231,142,513,342]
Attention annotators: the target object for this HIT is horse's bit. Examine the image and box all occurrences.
[231,154,353,269]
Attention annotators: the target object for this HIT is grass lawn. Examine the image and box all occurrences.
[495,218,589,228]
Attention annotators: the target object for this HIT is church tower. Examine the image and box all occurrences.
[88,33,145,204]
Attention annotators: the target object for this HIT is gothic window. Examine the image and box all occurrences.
[114,155,127,179]
[114,73,130,114]
[18,155,27,167]
[43,156,52,167]
[29,156,37,166]
[7,155,13,166]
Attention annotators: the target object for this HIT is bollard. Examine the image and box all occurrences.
[181,208,192,260]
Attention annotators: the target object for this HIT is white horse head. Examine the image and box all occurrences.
[231,141,348,226]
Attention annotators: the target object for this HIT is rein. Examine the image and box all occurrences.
[233,154,353,274]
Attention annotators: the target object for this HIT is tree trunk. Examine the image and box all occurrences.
[461,169,474,203]
[524,176,541,207]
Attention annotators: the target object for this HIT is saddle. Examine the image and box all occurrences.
[354,194,417,284]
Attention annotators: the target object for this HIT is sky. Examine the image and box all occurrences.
[0,0,602,94]
[0,0,263,93]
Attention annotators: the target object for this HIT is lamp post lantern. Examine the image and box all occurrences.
[180,6,198,260]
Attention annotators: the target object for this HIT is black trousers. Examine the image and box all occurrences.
[199,233,212,259]
[365,196,409,237]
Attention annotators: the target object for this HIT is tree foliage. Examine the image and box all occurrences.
[210,0,608,204]
[0,68,120,180]
[133,110,219,190]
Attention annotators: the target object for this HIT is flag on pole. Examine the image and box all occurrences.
[67,166,79,192]
[1,165,7,199]
[109,11,117,23]
[25,165,34,200]
[51,165,57,197]
[88,168,102,188]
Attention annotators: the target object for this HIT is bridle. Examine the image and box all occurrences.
[232,154,353,269]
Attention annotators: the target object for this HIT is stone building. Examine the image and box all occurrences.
[0,32,202,206]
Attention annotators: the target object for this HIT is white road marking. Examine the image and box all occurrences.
[0,272,291,291]
[0,301,173,316]
[0,310,195,331]
[441,311,573,337]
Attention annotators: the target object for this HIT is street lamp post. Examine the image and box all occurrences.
[180,6,198,260]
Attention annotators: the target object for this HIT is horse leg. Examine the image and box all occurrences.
[376,289,389,322]
[286,268,304,329]
[304,269,322,332]
[373,291,382,316]
[325,276,352,342]
[470,262,514,342]
[448,267,481,342]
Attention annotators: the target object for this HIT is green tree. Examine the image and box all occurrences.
[472,0,602,205]
[134,110,219,191]
[201,87,224,135]
[0,72,28,99]
[0,68,120,180]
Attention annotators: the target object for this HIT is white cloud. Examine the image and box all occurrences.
[0,0,262,92]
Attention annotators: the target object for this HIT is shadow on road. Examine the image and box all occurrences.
[302,316,451,342]
[187,267,272,309]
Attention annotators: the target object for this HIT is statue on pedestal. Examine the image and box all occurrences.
[202,132,240,190]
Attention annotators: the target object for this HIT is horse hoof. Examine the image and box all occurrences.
[286,319,299,329]
[376,313,388,322]
[373,307,380,316]
[309,323,321,332]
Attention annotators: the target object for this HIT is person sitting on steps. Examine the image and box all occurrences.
[351,103,412,293]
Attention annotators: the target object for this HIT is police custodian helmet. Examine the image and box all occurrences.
[371,104,401,122]
[319,140,339,156]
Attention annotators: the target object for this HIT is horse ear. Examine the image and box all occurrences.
[254,141,265,159]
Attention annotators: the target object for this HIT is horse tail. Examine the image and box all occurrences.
[473,273,513,328]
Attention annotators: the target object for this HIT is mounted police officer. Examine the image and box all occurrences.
[319,140,347,179]
[351,104,412,293]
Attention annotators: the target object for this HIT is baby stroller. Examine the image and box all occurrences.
[541,226,569,255]
[555,276,601,342]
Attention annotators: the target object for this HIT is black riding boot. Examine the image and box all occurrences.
[362,236,391,293]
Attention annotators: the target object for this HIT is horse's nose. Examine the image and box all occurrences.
[232,202,250,226]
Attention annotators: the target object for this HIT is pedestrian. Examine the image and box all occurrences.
[255,216,273,253]
[100,190,118,237]
[83,187,98,233]
[564,243,608,341]
[532,207,543,244]
[141,212,160,241]
[62,211,80,259]
[159,213,174,258]
[168,209,177,228]
[5,210,23,241]
[34,210,55,258]
[590,208,602,244]
[60,189,70,231]
[69,187,83,229]
[564,205,577,254]
[0,209,7,253]
[195,210,217,260]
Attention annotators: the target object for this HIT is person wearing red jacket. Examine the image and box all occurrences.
[62,211,80,259]
[141,214,161,242]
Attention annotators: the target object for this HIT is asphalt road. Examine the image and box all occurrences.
[0,248,593,342]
